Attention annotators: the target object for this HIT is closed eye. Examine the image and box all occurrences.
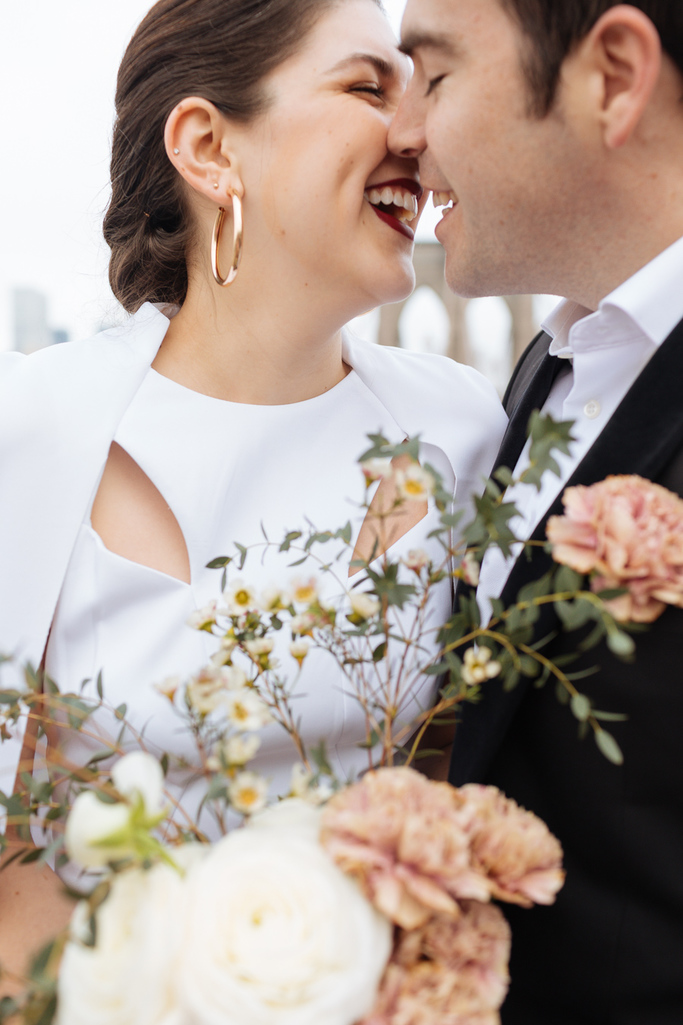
[426,75,446,96]
[350,83,384,100]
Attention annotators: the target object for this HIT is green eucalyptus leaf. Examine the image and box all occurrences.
[570,693,591,722]
[555,682,570,705]
[554,564,584,593]
[206,556,231,569]
[595,728,624,765]
[234,543,248,571]
[606,630,636,659]
[592,709,628,723]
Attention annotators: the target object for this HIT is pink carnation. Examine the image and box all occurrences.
[547,475,683,623]
[361,902,510,1025]
[320,768,489,929]
[459,785,565,907]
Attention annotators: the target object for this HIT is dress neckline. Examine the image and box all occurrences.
[146,365,358,411]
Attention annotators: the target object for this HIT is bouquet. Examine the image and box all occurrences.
[3,415,681,1024]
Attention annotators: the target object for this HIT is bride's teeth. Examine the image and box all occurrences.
[381,187,394,205]
[367,188,382,205]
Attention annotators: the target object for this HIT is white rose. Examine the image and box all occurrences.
[112,752,165,817]
[176,799,392,1025]
[57,846,205,1025]
[65,791,133,869]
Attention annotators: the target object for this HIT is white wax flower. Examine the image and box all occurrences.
[65,791,133,869]
[176,800,392,1025]
[112,752,165,817]
[290,763,313,797]
[224,579,259,616]
[187,599,221,631]
[395,463,436,501]
[224,733,261,766]
[260,586,291,612]
[349,591,381,620]
[228,771,269,815]
[224,688,273,731]
[462,645,502,685]
[360,457,392,483]
[402,548,430,573]
[289,639,310,664]
[186,665,247,715]
[57,845,205,1025]
[245,637,274,657]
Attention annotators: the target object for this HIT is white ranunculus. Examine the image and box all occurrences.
[112,752,165,817]
[57,846,205,1025]
[65,791,133,869]
[176,799,392,1025]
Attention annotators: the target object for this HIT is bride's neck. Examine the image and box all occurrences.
[152,269,352,405]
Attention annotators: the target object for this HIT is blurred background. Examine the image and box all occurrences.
[0,0,558,392]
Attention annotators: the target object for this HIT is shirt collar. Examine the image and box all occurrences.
[542,233,683,359]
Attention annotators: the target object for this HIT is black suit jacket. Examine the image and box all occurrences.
[449,318,683,1025]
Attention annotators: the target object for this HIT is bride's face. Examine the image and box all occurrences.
[237,0,424,310]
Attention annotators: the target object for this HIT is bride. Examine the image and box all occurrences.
[0,0,506,981]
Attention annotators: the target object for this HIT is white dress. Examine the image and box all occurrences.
[45,366,454,835]
[0,303,508,808]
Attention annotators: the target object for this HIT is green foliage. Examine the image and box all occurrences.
[521,412,576,491]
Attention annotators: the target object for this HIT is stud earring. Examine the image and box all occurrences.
[213,182,219,190]
[173,148,180,155]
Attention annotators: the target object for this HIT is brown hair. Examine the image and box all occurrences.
[499,0,683,115]
[104,0,356,312]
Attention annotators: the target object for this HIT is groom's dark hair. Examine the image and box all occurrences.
[500,0,683,115]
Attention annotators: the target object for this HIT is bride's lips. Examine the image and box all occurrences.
[364,178,424,241]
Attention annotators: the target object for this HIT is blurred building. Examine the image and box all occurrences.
[378,243,536,364]
[12,288,68,353]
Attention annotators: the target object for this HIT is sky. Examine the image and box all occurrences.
[0,1,555,361]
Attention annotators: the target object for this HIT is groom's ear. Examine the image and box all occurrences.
[564,5,662,150]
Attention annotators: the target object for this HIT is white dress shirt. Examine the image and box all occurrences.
[478,233,683,616]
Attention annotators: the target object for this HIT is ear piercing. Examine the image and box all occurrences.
[173,148,180,155]
[213,182,219,190]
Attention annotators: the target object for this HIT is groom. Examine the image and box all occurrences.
[390,2,683,1023]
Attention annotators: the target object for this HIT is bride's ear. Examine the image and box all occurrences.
[164,98,244,202]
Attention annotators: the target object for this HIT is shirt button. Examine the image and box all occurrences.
[584,399,601,419]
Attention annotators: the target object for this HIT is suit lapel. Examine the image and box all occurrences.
[450,315,683,784]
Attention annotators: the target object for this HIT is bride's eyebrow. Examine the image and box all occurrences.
[325,53,397,79]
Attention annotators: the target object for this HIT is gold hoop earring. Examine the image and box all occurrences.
[211,195,243,287]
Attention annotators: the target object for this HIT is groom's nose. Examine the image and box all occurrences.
[388,83,427,159]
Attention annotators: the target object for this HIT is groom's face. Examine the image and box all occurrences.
[391,0,591,298]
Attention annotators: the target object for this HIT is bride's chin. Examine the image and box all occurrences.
[362,267,417,310]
